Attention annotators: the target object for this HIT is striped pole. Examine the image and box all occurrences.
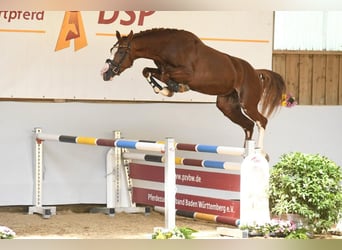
[154,206,240,227]
[175,143,244,156]
[123,152,240,171]
[36,133,165,153]
[37,134,245,156]
[139,140,245,156]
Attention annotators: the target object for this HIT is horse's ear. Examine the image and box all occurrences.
[127,30,134,41]
[116,31,121,40]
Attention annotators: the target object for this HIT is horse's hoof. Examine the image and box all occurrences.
[160,88,174,97]
[262,151,270,162]
[179,84,190,92]
[265,154,270,162]
[256,148,270,162]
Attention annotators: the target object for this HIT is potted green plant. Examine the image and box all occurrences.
[269,152,342,234]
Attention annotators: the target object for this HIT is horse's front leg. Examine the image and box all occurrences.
[142,67,174,97]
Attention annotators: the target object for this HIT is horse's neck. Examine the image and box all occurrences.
[131,36,163,61]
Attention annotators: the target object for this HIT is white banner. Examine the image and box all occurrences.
[0,11,273,101]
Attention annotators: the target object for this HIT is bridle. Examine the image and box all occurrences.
[107,39,131,75]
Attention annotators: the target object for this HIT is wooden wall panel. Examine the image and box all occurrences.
[298,54,313,105]
[312,55,326,105]
[339,56,342,105]
[272,51,342,105]
[325,55,340,105]
[285,54,300,101]
[272,54,286,79]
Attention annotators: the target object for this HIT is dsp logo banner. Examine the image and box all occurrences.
[54,11,155,51]
[0,11,273,101]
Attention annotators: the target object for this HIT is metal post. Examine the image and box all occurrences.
[104,132,117,215]
[34,127,43,208]
[102,130,122,215]
[28,127,56,218]
[114,130,122,209]
[164,137,176,230]
[93,130,123,215]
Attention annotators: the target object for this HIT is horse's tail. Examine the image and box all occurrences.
[256,69,286,117]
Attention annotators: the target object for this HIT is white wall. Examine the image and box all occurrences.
[0,102,341,206]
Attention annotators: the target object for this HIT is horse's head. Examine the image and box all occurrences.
[101,30,134,81]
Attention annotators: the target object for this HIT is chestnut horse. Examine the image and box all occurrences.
[101,28,286,151]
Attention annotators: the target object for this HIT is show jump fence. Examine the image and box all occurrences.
[30,128,270,230]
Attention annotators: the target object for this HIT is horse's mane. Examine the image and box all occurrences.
[132,28,186,38]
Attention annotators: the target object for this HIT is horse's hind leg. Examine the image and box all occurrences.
[239,89,268,150]
[216,92,255,147]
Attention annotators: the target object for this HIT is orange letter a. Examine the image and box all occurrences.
[55,11,88,51]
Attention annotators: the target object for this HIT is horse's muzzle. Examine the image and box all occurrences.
[101,59,118,81]
[100,63,111,81]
